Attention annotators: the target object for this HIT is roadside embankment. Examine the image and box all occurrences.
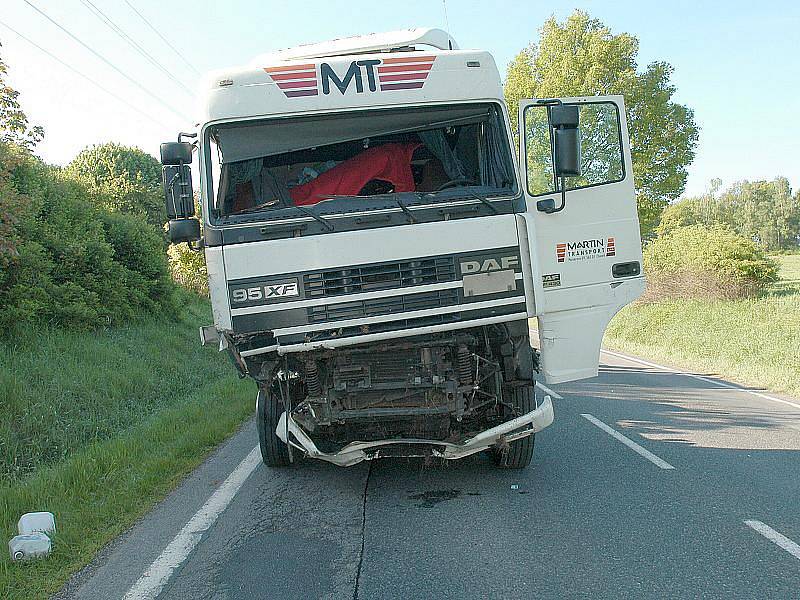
[604,255,800,398]
[0,296,252,600]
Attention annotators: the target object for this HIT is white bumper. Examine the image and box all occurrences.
[276,395,554,467]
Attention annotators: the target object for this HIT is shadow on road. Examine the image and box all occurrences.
[560,365,800,451]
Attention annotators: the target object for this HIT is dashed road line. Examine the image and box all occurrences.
[535,381,563,400]
[601,348,800,411]
[123,446,261,600]
[581,413,675,470]
[745,520,800,561]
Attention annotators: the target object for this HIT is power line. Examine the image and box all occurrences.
[79,0,194,96]
[22,0,186,120]
[123,0,201,76]
[0,18,173,131]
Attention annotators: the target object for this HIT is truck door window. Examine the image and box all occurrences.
[524,101,624,196]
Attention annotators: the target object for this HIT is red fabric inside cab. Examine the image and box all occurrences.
[289,142,421,206]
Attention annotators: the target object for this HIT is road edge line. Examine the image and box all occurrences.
[123,446,262,600]
[745,520,800,561]
[581,413,675,470]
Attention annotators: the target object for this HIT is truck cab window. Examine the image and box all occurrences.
[206,103,515,222]
[524,101,624,196]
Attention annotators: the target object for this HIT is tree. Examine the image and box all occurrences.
[505,11,699,236]
[66,142,165,229]
[718,177,799,250]
[656,178,727,236]
[1,44,39,269]
[0,43,44,150]
[658,177,800,250]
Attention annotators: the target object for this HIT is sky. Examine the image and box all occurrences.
[1,0,798,198]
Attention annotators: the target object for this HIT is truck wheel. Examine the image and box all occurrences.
[256,386,291,467]
[493,385,535,469]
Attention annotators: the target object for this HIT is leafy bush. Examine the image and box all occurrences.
[0,142,177,331]
[643,225,779,300]
[0,143,29,267]
[168,242,208,296]
[66,142,165,230]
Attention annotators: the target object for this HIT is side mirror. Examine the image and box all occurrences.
[160,141,200,244]
[160,141,193,166]
[162,164,195,219]
[536,104,581,215]
[168,218,201,244]
[550,105,581,177]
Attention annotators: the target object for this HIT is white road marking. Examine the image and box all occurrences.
[745,520,800,561]
[601,348,800,412]
[581,413,675,470]
[123,447,262,600]
[535,381,563,400]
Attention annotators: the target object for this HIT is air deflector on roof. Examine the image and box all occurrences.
[251,28,459,66]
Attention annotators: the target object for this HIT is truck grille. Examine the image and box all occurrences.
[304,257,456,299]
[307,289,459,324]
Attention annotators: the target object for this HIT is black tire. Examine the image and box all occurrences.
[493,384,535,469]
[256,385,291,467]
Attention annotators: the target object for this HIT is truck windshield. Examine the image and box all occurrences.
[206,103,515,222]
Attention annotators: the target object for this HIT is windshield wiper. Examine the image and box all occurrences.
[316,192,423,224]
[227,202,334,232]
[294,205,335,232]
[451,189,500,214]
[395,196,419,223]
[228,202,278,217]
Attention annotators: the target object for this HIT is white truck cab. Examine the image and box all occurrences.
[160,28,643,468]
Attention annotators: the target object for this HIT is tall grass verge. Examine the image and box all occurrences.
[0,296,252,599]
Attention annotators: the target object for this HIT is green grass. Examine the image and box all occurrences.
[0,296,252,600]
[605,254,800,397]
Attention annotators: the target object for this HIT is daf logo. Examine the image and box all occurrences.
[460,256,519,274]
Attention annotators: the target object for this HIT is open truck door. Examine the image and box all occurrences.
[517,95,645,383]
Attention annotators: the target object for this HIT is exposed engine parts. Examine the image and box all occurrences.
[256,321,538,453]
[457,344,473,386]
[305,357,323,398]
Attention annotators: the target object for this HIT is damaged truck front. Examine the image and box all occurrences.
[160,28,644,469]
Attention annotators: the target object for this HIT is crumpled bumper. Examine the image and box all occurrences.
[276,395,555,467]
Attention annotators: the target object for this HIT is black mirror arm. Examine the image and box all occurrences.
[536,176,567,214]
[166,170,181,217]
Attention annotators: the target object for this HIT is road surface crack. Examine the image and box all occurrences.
[352,461,373,600]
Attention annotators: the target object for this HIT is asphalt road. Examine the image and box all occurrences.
[57,348,800,599]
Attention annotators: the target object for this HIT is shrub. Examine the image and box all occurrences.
[168,242,208,296]
[0,142,177,331]
[643,224,779,300]
[0,142,29,268]
[66,143,165,230]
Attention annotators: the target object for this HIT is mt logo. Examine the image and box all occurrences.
[264,56,436,98]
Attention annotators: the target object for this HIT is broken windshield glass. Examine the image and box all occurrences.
[206,103,516,223]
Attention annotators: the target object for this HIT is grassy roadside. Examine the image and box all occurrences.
[604,254,800,398]
[0,296,252,600]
